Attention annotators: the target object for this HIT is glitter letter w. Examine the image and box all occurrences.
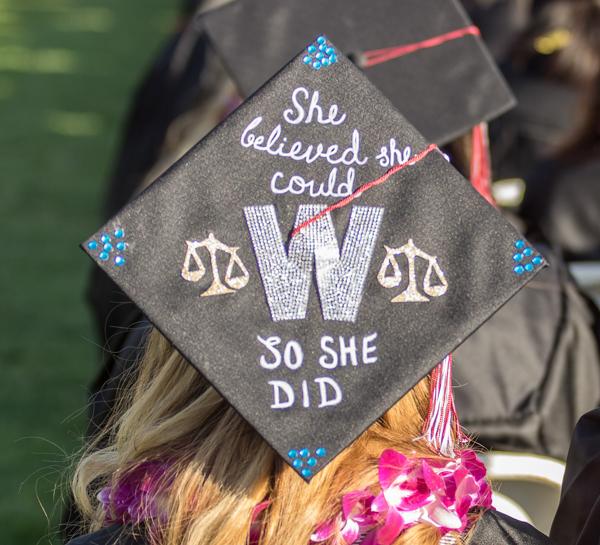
[245,205,383,322]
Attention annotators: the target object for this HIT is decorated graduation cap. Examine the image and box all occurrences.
[200,0,515,145]
[83,41,543,481]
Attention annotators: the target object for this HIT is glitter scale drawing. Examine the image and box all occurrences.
[181,233,250,297]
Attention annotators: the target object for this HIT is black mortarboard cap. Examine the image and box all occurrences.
[200,0,515,145]
[83,41,542,481]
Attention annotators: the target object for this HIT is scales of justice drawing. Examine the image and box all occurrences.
[181,233,250,297]
[377,239,448,302]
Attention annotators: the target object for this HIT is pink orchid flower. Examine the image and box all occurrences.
[311,490,378,544]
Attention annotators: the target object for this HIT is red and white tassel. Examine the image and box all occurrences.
[423,354,461,457]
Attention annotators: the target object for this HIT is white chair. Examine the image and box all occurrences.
[480,451,565,536]
[569,262,600,307]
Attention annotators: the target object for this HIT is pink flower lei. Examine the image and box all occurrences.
[98,461,171,525]
[310,448,492,545]
[98,449,492,545]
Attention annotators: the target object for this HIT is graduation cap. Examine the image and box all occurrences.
[83,40,543,481]
[200,0,515,145]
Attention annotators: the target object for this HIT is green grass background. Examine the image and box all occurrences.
[0,1,175,543]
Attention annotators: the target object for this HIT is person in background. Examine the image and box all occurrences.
[518,0,600,261]
[69,10,600,545]
[67,332,549,545]
[81,0,600,469]
[67,40,550,543]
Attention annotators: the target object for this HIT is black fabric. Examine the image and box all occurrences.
[521,158,600,262]
[82,44,541,480]
[454,244,600,459]
[471,510,551,545]
[551,408,600,545]
[67,525,145,545]
[200,0,515,145]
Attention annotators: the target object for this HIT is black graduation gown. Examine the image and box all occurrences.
[66,525,143,545]
[454,243,600,460]
[65,511,551,545]
[471,511,551,544]
[550,408,600,545]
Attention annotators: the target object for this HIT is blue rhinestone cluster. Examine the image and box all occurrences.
[87,228,127,267]
[303,36,337,70]
[512,240,543,275]
[287,447,327,478]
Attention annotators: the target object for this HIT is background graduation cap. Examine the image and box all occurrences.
[200,0,515,145]
[83,40,542,481]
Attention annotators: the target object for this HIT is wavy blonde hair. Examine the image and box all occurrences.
[72,329,481,545]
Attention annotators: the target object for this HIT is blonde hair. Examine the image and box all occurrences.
[72,329,480,545]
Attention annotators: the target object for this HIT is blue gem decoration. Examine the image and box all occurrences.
[289,446,327,474]
[304,36,337,70]
[89,227,128,268]
[512,240,543,275]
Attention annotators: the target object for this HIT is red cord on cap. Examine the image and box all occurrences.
[290,144,439,238]
[363,25,480,68]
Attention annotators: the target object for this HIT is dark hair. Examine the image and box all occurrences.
[510,0,600,84]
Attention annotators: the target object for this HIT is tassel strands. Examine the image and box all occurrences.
[423,354,463,457]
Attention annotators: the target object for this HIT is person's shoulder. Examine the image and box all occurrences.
[469,511,551,545]
[66,525,147,545]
